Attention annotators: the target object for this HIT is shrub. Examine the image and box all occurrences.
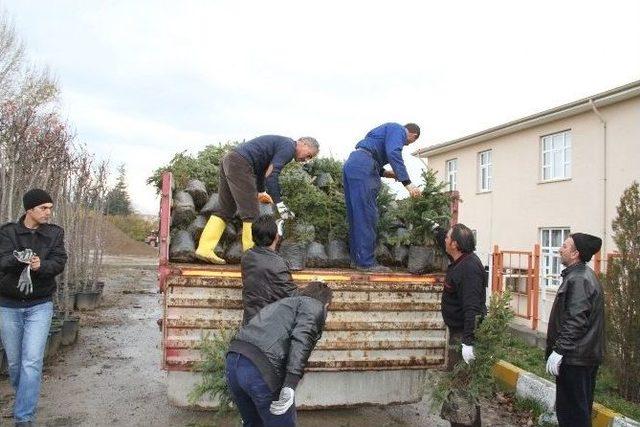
[147,142,238,194]
[436,290,515,401]
[605,181,640,403]
[280,162,347,244]
[189,329,238,416]
[388,169,451,246]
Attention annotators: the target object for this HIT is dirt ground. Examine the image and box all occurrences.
[0,256,521,426]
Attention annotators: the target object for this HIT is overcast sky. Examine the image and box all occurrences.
[3,0,639,214]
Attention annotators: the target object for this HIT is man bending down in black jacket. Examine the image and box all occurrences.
[226,282,332,427]
[241,215,297,325]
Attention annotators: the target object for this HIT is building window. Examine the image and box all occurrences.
[540,228,571,287]
[541,130,571,181]
[446,159,457,191]
[478,150,492,192]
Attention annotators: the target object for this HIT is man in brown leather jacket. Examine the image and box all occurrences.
[545,232,604,427]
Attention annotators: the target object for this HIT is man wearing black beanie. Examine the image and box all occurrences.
[0,188,67,426]
[545,232,604,427]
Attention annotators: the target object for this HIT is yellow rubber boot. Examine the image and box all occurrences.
[242,222,254,251]
[195,215,227,264]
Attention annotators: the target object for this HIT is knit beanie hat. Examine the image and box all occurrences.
[23,188,53,211]
[571,233,602,263]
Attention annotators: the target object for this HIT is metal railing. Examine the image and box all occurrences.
[491,244,540,330]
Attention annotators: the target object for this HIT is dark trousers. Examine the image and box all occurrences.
[217,151,260,221]
[225,352,297,427]
[555,364,599,427]
[446,329,463,371]
[343,150,381,268]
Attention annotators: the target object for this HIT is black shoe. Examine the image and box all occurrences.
[357,264,391,273]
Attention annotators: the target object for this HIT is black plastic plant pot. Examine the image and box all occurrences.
[74,291,101,311]
[95,281,105,293]
[441,389,481,427]
[61,317,80,346]
[46,327,63,361]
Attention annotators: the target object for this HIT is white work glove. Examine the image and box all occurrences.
[462,344,476,364]
[277,202,295,220]
[425,219,440,231]
[546,351,563,377]
[275,219,285,236]
[405,183,421,198]
[269,387,295,415]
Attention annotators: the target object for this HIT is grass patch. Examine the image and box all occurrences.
[503,335,640,421]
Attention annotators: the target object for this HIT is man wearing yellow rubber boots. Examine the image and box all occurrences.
[196,135,319,264]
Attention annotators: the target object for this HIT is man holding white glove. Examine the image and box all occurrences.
[546,233,604,427]
[433,223,487,369]
[225,282,332,426]
[195,135,318,264]
[343,122,421,273]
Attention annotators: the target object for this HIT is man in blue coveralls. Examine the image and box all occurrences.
[343,123,421,272]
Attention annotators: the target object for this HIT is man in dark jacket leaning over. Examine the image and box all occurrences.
[435,223,487,369]
[226,282,332,427]
[195,135,319,264]
[545,233,604,427]
[0,189,67,426]
[241,214,297,325]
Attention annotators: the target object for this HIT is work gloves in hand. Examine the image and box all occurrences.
[275,219,285,237]
[269,387,295,415]
[462,344,476,364]
[546,351,563,377]
[405,183,421,198]
[277,202,295,220]
[257,192,273,204]
[425,219,440,231]
[13,249,35,295]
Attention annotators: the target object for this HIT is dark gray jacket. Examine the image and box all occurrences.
[234,135,296,204]
[240,246,298,325]
[546,262,604,366]
[228,296,326,392]
[0,216,67,305]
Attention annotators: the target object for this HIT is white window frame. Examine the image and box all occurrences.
[478,150,492,192]
[540,228,571,288]
[541,130,571,181]
[446,158,457,191]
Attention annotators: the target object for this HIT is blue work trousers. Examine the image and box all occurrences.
[225,352,296,427]
[0,301,53,423]
[343,150,381,268]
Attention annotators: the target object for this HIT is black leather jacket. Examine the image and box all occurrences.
[546,262,604,366]
[228,296,326,391]
[240,246,297,325]
[0,216,67,303]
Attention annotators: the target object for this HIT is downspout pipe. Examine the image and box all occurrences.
[589,99,607,255]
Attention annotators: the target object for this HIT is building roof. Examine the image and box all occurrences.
[413,80,640,158]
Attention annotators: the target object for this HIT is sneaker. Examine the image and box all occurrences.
[357,264,391,273]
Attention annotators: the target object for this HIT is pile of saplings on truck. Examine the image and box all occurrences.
[149,143,452,274]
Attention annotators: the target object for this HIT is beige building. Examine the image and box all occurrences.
[414,80,640,331]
